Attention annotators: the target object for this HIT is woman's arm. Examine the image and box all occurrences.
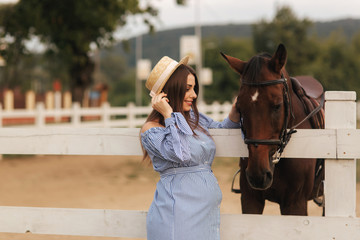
[141,112,193,163]
[228,97,241,123]
[199,97,241,129]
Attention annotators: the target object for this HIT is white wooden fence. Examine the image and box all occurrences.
[0,91,359,239]
[0,101,232,128]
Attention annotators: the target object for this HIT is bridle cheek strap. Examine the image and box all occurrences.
[241,75,290,156]
[240,73,324,163]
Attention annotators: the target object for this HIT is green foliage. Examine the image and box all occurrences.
[100,49,137,106]
[1,2,360,105]
[0,0,158,102]
[252,6,316,75]
[306,31,360,95]
[251,6,360,99]
[203,37,255,103]
[109,70,136,106]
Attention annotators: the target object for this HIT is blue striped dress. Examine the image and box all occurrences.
[141,111,241,240]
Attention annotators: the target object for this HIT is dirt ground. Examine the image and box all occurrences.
[0,155,358,240]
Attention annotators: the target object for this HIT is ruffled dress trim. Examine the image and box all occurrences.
[141,112,193,163]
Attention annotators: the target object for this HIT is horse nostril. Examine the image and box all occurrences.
[246,168,274,190]
[265,170,273,182]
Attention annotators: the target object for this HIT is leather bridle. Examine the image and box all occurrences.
[239,73,324,163]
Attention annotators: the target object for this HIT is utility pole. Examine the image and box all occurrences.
[135,34,142,106]
[194,0,203,103]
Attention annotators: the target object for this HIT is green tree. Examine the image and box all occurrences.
[308,31,360,96]
[0,3,32,89]
[0,0,159,103]
[203,37,254,103]
[252,6,317,75]
[99,50,136,106]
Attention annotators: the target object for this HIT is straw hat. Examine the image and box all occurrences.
[145,56,189,97]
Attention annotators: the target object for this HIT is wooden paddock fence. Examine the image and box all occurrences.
[0,101,232,128]
[0,91,359,239]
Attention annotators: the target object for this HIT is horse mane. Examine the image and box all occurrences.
[242,52,272,83]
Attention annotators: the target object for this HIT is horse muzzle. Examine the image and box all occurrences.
[245,149,276,190]
[245,167,273,190]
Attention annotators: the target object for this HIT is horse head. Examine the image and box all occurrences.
[222,44,291,190]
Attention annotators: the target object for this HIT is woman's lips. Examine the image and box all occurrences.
[185,101,192,106]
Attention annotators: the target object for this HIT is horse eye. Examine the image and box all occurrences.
[273,103,282,111]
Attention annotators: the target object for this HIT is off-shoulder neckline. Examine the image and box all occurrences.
[140,126,165,136]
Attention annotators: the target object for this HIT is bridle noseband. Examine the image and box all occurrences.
[240,73,324,164]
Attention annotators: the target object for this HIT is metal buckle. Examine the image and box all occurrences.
[272,149,281,164]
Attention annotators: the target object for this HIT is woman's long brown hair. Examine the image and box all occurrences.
[141,64,201,162]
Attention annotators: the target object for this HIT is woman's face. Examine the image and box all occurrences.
[183,73,197,112]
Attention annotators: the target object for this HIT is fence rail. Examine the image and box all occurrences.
[0,91,358,239]
[0,127,354,159]
[0,101,233,128]
[0,207,358,239]
[0,101,359,128]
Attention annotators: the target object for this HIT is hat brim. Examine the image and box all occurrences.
[151,55,190,96]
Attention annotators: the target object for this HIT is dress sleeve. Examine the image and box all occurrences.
[141,112,193,163]
[199,112,241,129]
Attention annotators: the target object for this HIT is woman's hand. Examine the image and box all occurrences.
[151,92,173,119]
[229,96,241,123]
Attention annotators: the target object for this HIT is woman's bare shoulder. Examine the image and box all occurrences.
[141,121,164,133]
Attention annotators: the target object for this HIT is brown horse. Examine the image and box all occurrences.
[222,44,324,215]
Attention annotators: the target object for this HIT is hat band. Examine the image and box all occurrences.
[150,60,178,97]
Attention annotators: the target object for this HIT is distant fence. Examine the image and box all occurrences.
[0,101,359,128]
[0,101,232,128]
[0,91,359,239]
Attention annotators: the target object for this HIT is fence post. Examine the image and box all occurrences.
[54,91,62,122]
[25,90,36,110]
[63,91,72,109]
[45,91,54,109]
[0,103,2,160]
[35,102,46,128]
[211,101,220,121]
[4,90,13,111]
[324,91,357,217]
[127,102,136,128]
[72,102,81,127]
[101,102,110,127]
[0,103,2,128]
[221,101,232,121]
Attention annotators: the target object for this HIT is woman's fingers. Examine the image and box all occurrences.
[153,92,164,100]
[151,93,169,108]
[232,96,238,106]
[152,93,167,104]
[150,93,173,119]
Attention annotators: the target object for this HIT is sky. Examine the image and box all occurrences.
[118,0,360,39]
[1,0,360,39]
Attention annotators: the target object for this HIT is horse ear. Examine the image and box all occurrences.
[220,52,245,75]
[270,44,287,73]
